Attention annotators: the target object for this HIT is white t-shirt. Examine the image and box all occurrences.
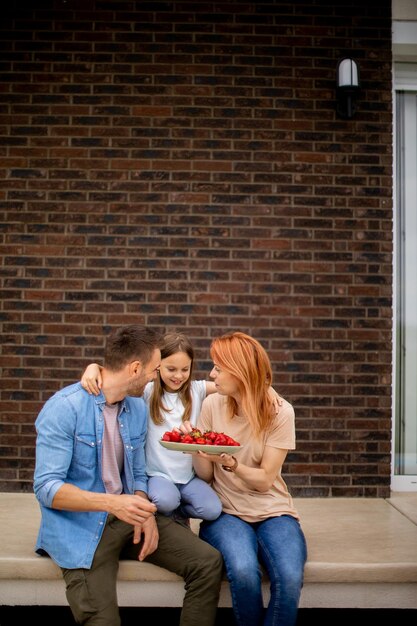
[144,379,207,484]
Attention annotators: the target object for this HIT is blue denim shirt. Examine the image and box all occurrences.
[33,382,149,569]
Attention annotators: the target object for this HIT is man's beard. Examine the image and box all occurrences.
[127,379,147,398]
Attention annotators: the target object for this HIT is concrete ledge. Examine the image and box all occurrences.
[1,493,417,609]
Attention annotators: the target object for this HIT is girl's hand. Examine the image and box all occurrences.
[81,363,103,395]
[178,420,193,435]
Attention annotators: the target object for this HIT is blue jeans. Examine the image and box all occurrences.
[199,512,307,626]
[148,475,222,520]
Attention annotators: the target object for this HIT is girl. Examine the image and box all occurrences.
[81,332,222,523]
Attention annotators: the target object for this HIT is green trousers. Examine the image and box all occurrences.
[61,514,223,626]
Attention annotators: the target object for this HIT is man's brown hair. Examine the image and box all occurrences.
[104,325,161,371]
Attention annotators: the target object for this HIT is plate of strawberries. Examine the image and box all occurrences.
[159,427,242,454]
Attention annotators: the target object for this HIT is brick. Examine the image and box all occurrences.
[0,0,394,493]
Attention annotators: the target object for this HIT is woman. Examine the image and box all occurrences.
[192,331,307,626]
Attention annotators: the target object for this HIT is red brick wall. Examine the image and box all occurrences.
[0,1,393,496]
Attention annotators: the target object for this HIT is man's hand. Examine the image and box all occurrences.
[133,514,159,561]
[109,494,157,525]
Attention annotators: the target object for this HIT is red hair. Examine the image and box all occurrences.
[210,332,274,438]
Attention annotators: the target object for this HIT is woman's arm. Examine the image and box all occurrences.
[195,446,288,492]
[192,450,215,482]
[233,446,288,492]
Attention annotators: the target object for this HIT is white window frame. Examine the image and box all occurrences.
[392,10,417,491]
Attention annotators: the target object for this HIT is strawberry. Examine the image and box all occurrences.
[160,427,240,447]
[224,434,240,446]
[162,429,182,442]
[213,433,228,445]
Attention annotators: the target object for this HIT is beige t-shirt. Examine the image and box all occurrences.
[197,393,300,523]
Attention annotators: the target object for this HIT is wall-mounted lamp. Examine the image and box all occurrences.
[336,58,360,119]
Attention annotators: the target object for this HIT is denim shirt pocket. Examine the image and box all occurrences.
[123,434,146,493]
[124,435,141,472]
[73,433,98,469]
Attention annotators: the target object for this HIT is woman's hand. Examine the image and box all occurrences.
[80,363,103,395]
[193,451,239,480]
[198,451,229,465]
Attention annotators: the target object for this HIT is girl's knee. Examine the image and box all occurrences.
[151,493,181,513]
[205,504,222,520]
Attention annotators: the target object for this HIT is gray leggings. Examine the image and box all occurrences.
[61,513,223,626]
[147,475,222,519]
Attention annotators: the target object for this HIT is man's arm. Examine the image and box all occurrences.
[52,483,156,525]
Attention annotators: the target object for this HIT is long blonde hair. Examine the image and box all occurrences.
[210,331,274,438]
[149,332,194,425]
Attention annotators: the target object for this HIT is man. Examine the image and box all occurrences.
[34,325,223,626]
